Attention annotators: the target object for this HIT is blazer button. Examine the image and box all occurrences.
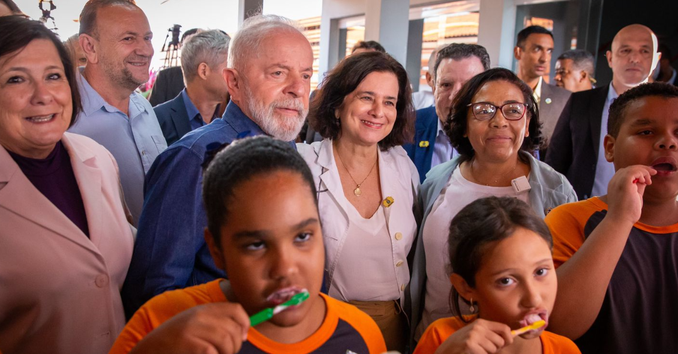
[396,260,404,267]
[95,274,109,288]
[395,232,403,241]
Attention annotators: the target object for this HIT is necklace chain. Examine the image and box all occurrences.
[335,149,377,197]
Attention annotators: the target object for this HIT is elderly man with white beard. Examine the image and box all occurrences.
[120,14,313,318]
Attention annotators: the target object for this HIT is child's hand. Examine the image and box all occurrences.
[605,165,656,225]
[434,319,513,354]
[129,302,250,354]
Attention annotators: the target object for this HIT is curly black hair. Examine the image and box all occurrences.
[608,82,678,138]
[202,136,317,247]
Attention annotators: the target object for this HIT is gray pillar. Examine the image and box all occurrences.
[238,0,264,27]
[364,0,410,65]
[478,0,517,69]
[407,19,424,92]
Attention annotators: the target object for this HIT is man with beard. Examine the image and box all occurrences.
[120,14,313,318]
[69,0,167,225]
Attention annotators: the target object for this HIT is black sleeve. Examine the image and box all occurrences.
[545,94,574,175]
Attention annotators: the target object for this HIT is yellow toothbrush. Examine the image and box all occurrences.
[511,320,546,336]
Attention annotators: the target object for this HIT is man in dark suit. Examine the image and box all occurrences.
[149,28,199,107]
[546,24,660,200]
[154,30,230,145]
[514,26,571,152]
[403,43,490,182]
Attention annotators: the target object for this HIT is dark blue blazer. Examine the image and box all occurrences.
[153,92,192,146]
[403,106,438,183]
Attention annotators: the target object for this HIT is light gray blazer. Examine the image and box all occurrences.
[408,151,577,343]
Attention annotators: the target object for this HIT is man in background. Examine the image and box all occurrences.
[403,43,489,182]
[149,28,199,106]
[514,25,571,150]
[154,30,230,145]
[555,49,596,92]
[547,24,660,199]
[70,0,167,225]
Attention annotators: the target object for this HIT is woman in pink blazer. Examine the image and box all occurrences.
[0,16,133,354]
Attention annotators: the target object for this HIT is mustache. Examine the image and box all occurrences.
[272,99,305,114]
[126,55,151,62]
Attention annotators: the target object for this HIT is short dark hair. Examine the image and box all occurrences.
[448,196,552,321]
[0,16,81,127]
[434,43,491,82]
[445,68,543,162]
[608,82,678,138]
[557,49,595,77]
[351,40,385,54]
[202,136,317,247]
[516,25,554,48]
[79,0,139,37]
[309,51,414,150]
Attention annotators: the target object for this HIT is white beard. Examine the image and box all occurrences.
[244,84,307,141]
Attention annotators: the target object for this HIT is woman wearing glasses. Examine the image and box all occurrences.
[409,68,576,342]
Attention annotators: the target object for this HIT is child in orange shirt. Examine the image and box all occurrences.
[109,136,387,354]
[414,197,580,354]
[545,83,678,353]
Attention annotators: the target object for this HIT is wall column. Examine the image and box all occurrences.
[477,0,517,69]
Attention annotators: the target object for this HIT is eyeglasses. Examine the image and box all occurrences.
[467,102,528,121]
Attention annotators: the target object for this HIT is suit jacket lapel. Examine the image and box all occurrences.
[61,134,105,251]
[316,140,352,218]
[540,84,553,118]
[0,141,98,254]
[589,85,609,157]
[171,94,192,139]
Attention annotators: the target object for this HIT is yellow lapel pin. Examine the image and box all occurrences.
[382,196,394,207]
[419,141,430,148]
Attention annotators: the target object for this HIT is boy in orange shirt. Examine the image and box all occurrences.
[109,137,387,354]
[545,83,678,353]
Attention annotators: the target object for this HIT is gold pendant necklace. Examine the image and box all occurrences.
[335,149,377,197]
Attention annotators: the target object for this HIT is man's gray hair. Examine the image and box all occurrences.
[181,29,231,83]
[557,49,595,78]
[434,43,491,82]
[228,14,302,71]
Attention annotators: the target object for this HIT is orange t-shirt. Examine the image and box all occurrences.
[109,279,386,354]
[414,315,580,354]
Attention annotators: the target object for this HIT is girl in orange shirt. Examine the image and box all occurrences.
[414,196,580,354]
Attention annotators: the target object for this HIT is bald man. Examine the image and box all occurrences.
[546,24,660,200]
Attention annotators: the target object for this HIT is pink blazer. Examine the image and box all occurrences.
[0,133,134,354]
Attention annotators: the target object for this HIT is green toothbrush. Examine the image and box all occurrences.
[249,291,310,326]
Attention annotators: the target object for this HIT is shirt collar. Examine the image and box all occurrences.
[181,88,201,121]
[533,77,543,103]
[607,82,619,104]
[222,101,266,138]
[77,68,149,118]
[436,118,446,137]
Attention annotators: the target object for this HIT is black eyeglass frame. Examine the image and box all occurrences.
[466,102,529,121]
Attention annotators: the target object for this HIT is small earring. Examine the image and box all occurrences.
[468,298,476,313]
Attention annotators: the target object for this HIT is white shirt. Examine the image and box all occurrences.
[329,207,401,301]
[418,166,530,337]
[591,84,619,197]
[297,140,419,307]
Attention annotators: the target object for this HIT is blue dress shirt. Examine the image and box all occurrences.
[68,73,167,225]
[180,89,207,131]
[120,102,266,319]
